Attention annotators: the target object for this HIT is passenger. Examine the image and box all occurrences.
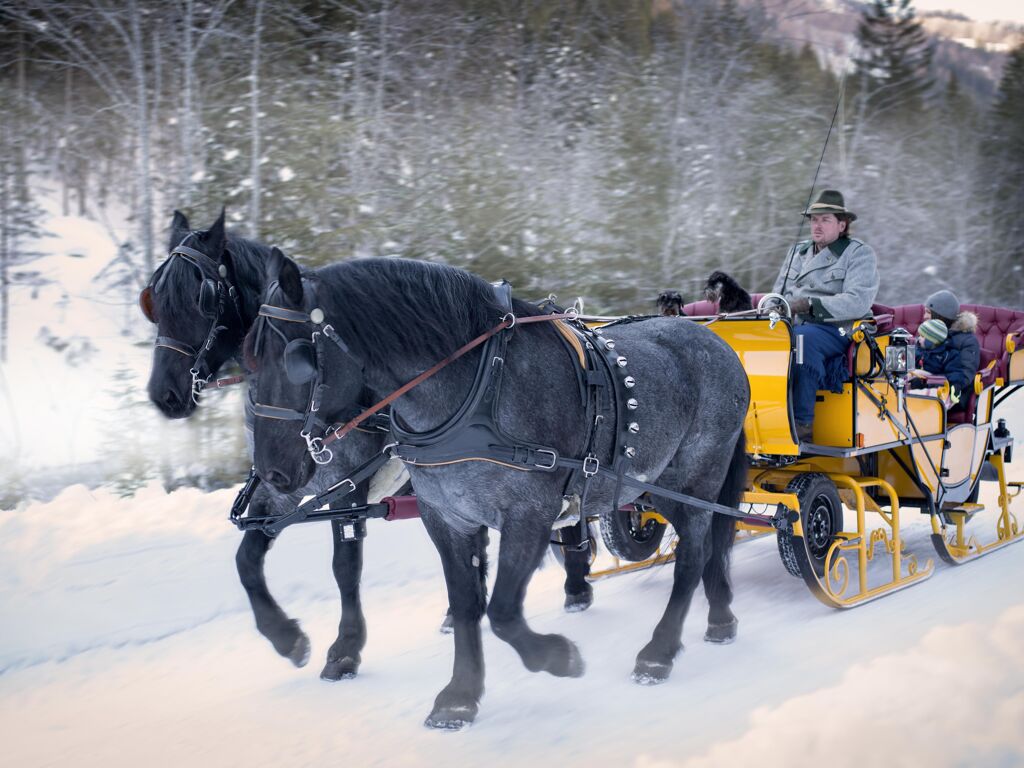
[771,190,880,443]
[909,290,980,412]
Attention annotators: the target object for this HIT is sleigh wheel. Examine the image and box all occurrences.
[599,504,666,562]
[776,473,844,579]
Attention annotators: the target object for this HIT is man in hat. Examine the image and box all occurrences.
[909,290,980,411]
[771,190,879,443]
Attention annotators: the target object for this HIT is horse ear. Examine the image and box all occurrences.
[275,248,304,307]
[205,207,227,259]
[168,210,191,252]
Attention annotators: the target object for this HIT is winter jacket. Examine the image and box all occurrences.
[771,236,880,333]
[915,311,981,408]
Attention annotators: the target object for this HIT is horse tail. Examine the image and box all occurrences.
[703,429,747,607]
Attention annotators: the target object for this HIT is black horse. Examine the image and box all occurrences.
[141,209,393,677]
[140,212,595,677]
[247,253,749,728]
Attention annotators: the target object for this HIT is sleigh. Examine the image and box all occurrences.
[584,296,1024,607]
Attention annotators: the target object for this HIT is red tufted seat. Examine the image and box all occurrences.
[883,303,1024,423]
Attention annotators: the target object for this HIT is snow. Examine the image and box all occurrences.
[1,463,1023,766]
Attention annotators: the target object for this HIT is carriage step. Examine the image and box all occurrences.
[834,532,861,546]
[941,502,985,522]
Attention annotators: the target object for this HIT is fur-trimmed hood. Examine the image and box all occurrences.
[950,311,978,334]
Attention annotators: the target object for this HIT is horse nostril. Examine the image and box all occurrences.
[162,389,183,411]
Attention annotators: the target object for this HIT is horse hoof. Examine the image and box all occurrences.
[288,632,311,668]
[564,641,586,678]
[439,613,454,635]
[631,660,672,686]
[563,591,593,613]
[320,656,359,681]
[704,618,738,644]
[424,704,477,730]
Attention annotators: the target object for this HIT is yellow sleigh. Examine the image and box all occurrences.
[582,298,1024,609]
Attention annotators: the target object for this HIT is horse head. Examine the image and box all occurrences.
[246,248,365,493]
[141,209,247,418]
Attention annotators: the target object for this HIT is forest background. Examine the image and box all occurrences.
[0,0,1022,496]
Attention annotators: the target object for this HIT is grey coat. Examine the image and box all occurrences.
[771,236,880,332]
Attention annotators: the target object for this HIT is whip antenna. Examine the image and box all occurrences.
[781,65,850,296]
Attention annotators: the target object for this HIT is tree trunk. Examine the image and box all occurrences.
[182,0,195,206]
[249,0,264,239]
[62,66,72,216]
[129,0,154,272]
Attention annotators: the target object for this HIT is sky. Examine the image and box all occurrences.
[913,0,1024,24]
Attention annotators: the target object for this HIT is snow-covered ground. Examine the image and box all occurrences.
[1,191,1023,766]
[1,466,1023,767]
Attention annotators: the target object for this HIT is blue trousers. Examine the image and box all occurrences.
[793,324,850,424]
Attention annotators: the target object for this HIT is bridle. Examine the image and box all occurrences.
[142,233,245,403]
[248,294,363,465]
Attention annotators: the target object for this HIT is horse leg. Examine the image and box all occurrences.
[487,517,585,678]
[440,526,489,634]
[320,526,366,681]
[235,529,311,667]
[560,524,593,612]
[632,501,713,685]
[702,434,746,644]
[420,509,488,730]
[701,513,738,643]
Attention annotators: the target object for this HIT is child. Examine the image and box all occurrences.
[909,291,980,412]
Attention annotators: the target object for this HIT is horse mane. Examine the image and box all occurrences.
[313,258,509,370]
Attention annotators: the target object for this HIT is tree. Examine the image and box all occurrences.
[978,44,1024,304]
[854,0,934,120]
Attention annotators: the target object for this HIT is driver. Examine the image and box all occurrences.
[771,190,879,443]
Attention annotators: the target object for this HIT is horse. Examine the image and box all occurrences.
[140,212,595,678]
[246,252,749,728]
[140,209,391,678]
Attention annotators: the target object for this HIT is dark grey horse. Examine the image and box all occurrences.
[247,253,749,728]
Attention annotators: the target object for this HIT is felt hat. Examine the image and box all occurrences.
[804,189,857,221]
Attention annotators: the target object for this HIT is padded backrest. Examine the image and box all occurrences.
[961,304,1024,358]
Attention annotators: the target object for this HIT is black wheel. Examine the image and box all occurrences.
[549,522,599,567]
[599,505,667,562]
[777,473,844,579]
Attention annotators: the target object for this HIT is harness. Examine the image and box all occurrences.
[148,233,245,401]
[244,282,787,540]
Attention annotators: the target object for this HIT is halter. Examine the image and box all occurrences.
[148,233,244,403]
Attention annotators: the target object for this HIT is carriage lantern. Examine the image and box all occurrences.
[885,328,916,377]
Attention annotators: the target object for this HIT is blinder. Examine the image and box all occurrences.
[284,338,318,385]
[198,278,218,318]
